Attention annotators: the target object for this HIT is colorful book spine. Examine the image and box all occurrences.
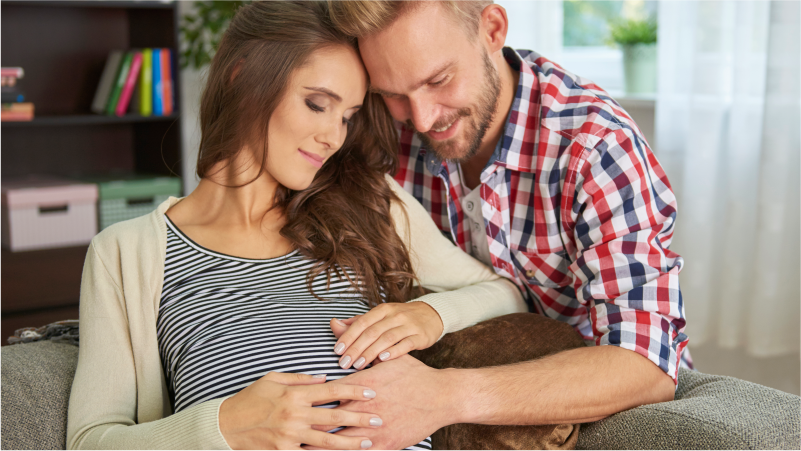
[106,52,133,115]
[92,50,124,114]
[153,48,163,116]
[115,51,142,117]
[160,48,173,115]
[139,48,153,116]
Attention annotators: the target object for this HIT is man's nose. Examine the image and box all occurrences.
[408,94,438,133]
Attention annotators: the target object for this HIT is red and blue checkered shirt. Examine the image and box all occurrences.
[393,48,689,383]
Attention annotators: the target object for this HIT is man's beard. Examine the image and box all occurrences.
[410,50,501,163]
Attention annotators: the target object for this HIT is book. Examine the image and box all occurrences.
[115,51,142,116]
[92,50,124,114]
[1,102,34,121]
[105,52,133,115]
[160,48,173,115]
[1,87,24,103]
[139,48,153,116]
[130,76,140,114]
[153,48,163,116]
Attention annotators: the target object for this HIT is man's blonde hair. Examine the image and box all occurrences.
[328,1,493,40]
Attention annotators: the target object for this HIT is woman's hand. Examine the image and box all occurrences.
[331,301,443,370]
[219,371,383,450]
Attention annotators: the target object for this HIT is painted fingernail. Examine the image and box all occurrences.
[379,351,390,361]
[354,357,366,369]
[339,355,352,369]
[369,417,383,427]
[363,389,376,399]
[334,318,346,327]
[313,374,327,379]
[334,342,346,355]
[361,439,372,449]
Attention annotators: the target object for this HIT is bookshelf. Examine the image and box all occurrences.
[1,1,183,343]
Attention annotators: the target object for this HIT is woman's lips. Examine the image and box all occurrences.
[298,149,324,169]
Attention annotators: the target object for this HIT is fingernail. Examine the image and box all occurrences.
[361,439,372,449]
[363,389,376,399]
[354,357,366,369]
[313,374,326,379]
[378,351,390,361]
[334,342,346,355]
[339,355,352,369]
[369,417,383,427]
[334,318,346,327]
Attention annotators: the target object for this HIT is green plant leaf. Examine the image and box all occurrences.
[180,0,252,70]
[607,18,658,46]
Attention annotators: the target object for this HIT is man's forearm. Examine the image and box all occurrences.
[446,345,675,425]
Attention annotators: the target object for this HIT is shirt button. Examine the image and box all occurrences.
[473,223,482,233]
[465,201,474,212]
[525,270,536,278]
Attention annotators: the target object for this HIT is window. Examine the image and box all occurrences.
[500,0,657,95]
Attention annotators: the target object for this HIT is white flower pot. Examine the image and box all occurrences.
[622,43,657,95]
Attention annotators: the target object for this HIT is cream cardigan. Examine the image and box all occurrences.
[67,175,527,450]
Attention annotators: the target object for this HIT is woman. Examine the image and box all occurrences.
[67,2,526,450]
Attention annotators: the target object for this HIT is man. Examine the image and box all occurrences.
[328,1,688,448]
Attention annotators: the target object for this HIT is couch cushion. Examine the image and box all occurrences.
[577,367,801,450]
[1,341,79,450]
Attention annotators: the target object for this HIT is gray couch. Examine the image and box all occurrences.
[2,341,800,450]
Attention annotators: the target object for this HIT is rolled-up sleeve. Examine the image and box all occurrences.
[570,129,688,384]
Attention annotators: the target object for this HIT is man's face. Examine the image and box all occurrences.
[358,3,501,162]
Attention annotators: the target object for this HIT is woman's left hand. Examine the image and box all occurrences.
[330,302,443,370]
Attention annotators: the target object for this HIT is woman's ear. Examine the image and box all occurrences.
[230,58,245,83]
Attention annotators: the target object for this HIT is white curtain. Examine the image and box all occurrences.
[499,0,563,61]
[656,1,800,357]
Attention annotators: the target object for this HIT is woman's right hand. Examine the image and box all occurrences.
[219,372,383,450]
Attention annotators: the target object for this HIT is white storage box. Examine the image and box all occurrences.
[1,177,98,252]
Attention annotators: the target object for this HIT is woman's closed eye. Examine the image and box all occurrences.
[305,99,325,113]
[306,99,353,126]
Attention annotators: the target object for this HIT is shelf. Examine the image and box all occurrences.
[1,1,175,9]
[1,245,88,313]
[1,113,179,127]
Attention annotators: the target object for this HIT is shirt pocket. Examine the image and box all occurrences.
[512,249,572,289]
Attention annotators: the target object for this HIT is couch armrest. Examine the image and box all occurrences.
[1,341,79,450]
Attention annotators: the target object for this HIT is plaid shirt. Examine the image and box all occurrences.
[393,48,689,382]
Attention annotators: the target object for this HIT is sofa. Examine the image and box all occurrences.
[2,340,800,450]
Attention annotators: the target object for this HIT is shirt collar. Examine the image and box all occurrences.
[423,47,540,177]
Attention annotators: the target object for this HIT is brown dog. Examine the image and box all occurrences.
[411,312,586,450]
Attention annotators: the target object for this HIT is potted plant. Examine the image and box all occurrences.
[608,18,658,95]
[180,1,250,70]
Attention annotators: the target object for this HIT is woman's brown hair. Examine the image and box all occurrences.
[197,1,419,306]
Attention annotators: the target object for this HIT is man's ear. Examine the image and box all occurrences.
[480,4,509,55]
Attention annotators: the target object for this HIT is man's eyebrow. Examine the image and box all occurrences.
[368,60,456,98]
[304,86,342,102]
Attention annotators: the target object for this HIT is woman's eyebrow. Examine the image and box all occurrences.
[304,86,342,102]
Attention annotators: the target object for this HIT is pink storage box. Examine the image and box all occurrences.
[1,177,98,252]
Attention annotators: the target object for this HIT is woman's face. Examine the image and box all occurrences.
[264,45,367,190]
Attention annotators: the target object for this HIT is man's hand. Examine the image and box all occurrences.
[330,302,443,370]
[328,355,458,450]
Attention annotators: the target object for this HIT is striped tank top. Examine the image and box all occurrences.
[157,215,432,450]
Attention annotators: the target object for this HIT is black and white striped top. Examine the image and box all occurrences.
[157,216,432,450]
